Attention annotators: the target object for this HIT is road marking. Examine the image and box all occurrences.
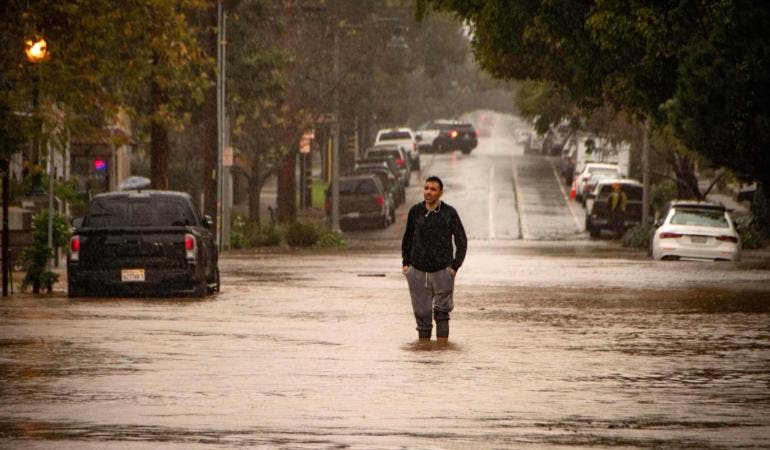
[550,159,583,233]
[488,164,495,238]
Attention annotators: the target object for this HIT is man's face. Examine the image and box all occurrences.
[423,181,443,204]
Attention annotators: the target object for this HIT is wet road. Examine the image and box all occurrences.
[1,244,769,449]
[1,112,769,448]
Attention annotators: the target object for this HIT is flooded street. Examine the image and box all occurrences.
[2,113,769,449]
[1,243,769,449]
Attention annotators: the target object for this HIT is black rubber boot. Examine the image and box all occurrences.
[435,319,449,338]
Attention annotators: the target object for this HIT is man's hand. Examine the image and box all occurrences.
[402,265,410,275]
[448,267,456,277]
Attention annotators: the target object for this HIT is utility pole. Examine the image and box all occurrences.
[331,29,340,232]
[2,160,9,297]
[642,117,650,225]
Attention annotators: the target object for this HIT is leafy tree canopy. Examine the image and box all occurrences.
[417,0,770,185]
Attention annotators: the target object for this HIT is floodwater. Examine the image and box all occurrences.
[1,243,769,449]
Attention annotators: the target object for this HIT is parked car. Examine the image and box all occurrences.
[581,171,621,206]
[374,127,420,170]
[651,201,740,261]
[68,187,219,297]
[325,174,391,230]
[356,156,407,196]
[585,179,644,238]
[524,132,544,155]
[363,145,411,186]
[349,164,399,220]
[415,120,454,152]
[416,120,478,154]
[574,163,622,202]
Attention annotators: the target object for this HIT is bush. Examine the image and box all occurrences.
[622,223,654,249]
[314,227,345,248]
[738,227,765,250]
[285,221,320,247]
[20,211,69,294]
[230,214,248,249]
[249,224,282,247]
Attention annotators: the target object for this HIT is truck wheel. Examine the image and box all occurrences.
[67,282,87,298]
[208,268,220,294]
[589,226,601,238]
[461,148,472,155]
[192,276,207,297]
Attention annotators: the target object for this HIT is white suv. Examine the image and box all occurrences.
[374,127,420,170]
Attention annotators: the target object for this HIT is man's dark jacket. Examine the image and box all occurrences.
[402,201,467,272]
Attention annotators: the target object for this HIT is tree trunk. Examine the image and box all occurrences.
[201,2,219,235]
[149,59,169,190]
[248,173,261,226]
[276,150,296,224]
[671,152,702,200]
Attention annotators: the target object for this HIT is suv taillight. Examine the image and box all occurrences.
[376,195,384,206]
[396,159,405,167]
[185,233,196,261]
[69,235,80,261]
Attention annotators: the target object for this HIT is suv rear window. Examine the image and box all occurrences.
[379,131,411,140]
[85,196,196,227]
[365,149,401,160]
[339,178,378,195]
[598,184,643,200]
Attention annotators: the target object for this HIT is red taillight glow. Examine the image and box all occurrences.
[716,235,738,243]
[376,195,384,206]
[69,235,80,261]
[396,159,405,167]
[184,233,196,260]
[70,236,80,252]
[659,232,682,239]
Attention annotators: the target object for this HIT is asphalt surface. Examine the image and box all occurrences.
[1,111,768,449]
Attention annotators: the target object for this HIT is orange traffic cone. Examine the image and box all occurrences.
[569,181,577,201]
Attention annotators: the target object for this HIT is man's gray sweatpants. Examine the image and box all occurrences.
[404,266,455,333]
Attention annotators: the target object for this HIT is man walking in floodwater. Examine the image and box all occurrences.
[402,176,467,341]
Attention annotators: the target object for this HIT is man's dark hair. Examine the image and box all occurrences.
[425,176,443,190]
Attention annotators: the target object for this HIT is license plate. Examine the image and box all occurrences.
[121,269,145,282]
[343,212,361,219]
[690,235,707,244]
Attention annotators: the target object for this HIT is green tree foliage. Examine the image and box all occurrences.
[0,1,209,187]
[418,0,770,188]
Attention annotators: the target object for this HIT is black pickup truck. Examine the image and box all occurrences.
[67,190,219,297]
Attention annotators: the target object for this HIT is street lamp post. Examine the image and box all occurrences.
[25,37,54,273]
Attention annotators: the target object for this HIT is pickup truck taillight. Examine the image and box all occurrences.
[69,235,80,261]
[185,233,197,261]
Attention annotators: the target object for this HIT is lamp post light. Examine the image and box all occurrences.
[25,37,55,273]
